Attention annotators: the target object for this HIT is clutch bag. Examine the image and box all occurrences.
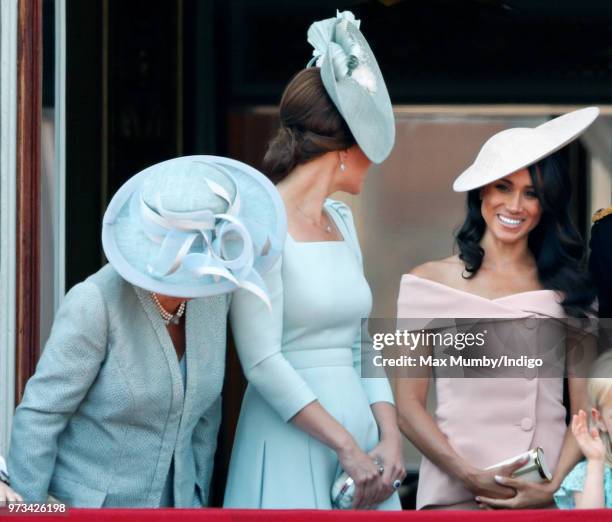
[485,447,552,483]
[331,471,355,509]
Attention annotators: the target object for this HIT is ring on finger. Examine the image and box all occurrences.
[392,479,402,489]
[373,458,384,475]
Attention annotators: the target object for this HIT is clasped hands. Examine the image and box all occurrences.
[337,434,406,509]
[464,457,555,509]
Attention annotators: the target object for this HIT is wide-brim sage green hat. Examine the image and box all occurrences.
[102,155,286,307]
[307,10,395,164]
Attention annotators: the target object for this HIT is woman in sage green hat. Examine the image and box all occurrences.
[224,11,403,510]
[0,156,284,507]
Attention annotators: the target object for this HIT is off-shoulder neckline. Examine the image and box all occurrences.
[400,273,558,303]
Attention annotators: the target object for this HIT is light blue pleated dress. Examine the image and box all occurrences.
[224,199,400,510]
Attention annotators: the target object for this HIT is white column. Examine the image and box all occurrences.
[0,0,19,455]
[41,0,67,346]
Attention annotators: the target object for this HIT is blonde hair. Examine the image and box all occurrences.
[587,350,612,465]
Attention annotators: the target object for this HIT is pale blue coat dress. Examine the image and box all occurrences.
[8,265,228,507]
[224,200,401,509]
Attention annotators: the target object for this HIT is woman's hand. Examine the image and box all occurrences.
[368,432,406,505]
[336,441,385,509]
[462,456,528,500]
[572,409,606,463]
[475,475,555,509]
[0,482,23,503]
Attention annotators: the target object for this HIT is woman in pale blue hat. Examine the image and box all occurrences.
[224,11,403,510]
[0,156,284,507]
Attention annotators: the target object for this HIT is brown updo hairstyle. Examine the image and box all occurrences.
[263,68,356,182]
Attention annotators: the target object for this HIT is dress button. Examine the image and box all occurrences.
[524,367,537,380]
[520,417,534,431]
[524,317,537,329]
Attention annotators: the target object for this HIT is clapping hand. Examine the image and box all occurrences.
[572,409,606,463]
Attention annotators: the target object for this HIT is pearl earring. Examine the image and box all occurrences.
[340,162,346,172]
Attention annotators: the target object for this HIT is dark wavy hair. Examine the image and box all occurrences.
[262,68,355,182]
[455,150,595,317]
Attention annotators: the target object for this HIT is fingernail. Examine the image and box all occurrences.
[475,496,481,502]
[494,475,503,482]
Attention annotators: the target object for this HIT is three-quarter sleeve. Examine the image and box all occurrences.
[351,318,395,406]
[7,281,108,502]
[230,258,317,422]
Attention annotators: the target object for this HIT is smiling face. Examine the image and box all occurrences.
[335,145,372,195]
[479,168,542,244]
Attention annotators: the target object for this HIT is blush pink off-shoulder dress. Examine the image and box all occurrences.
[397,274,568,509]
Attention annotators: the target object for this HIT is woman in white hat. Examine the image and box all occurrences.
[395,108,599,510]
[0,156,284,507]
[224,11,403,510]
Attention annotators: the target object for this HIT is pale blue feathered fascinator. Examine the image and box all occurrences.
[305,10,395,163]
[307,11,376,95]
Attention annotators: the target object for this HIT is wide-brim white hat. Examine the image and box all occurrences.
[102,155,286,306]
[453,107,600,192]
[307,11,395,163]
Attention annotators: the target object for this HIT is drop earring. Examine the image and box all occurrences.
[340,162,346,172]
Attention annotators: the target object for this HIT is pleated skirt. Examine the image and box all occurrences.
[223,361,401,510]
